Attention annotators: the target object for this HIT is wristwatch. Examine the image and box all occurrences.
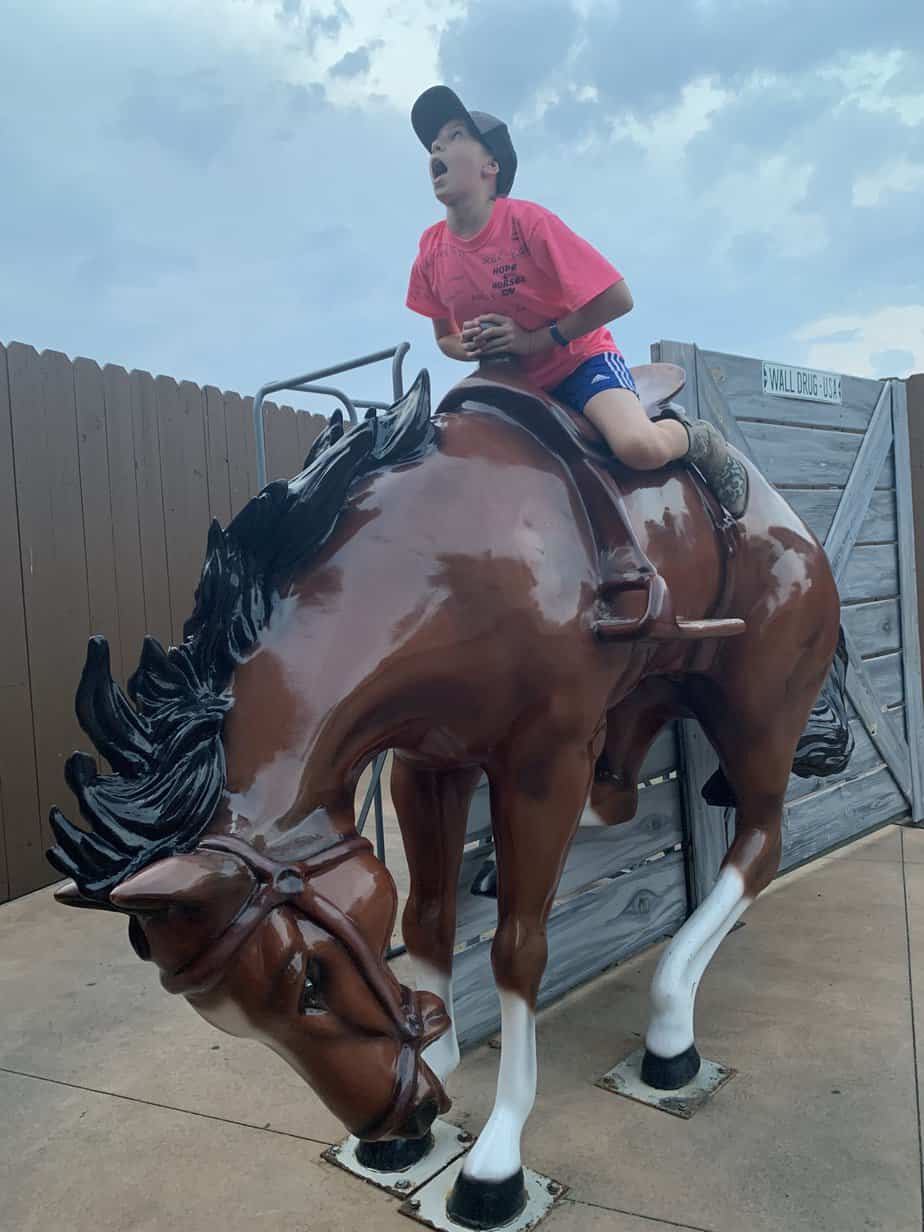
[549,321,569,347]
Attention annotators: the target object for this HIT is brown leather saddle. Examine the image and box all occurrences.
[437,361,745,643]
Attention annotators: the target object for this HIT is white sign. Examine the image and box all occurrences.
[762,361,842,405]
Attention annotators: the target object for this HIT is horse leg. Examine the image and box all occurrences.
[392,756,483,1085]
[585,682,677,827]
[642,716,789,1089]
[448,738,593,1226]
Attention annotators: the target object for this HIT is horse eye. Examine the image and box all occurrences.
[300,960,326,1015]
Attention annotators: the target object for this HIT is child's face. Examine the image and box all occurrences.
[428,117,498,205]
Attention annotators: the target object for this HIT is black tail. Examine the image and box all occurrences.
[703,626,854,807]
[791,626,854,779]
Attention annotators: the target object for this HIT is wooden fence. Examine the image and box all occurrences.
[0,341,326,904]
[908,375,924,677]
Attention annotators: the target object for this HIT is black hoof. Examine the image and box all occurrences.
[355,1131,434,1173]
[446,1168,528,1229]
[641,1044,701,1090]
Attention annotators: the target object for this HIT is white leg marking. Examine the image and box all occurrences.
[411,956,460,1085]
[645,866,751,1060]
[463,991,536,1182]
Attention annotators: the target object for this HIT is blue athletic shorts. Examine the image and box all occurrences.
[548,352,638,413]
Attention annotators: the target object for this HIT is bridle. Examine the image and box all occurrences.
[158,830,444,1140]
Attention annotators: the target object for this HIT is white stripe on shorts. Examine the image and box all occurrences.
[603,352,635,390]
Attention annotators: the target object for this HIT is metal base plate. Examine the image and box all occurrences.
[321,1119,472,1197]
[399,1156,567,1232]
[595,1046,735,1119]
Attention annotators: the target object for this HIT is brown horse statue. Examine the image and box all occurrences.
[48,362,850,1229]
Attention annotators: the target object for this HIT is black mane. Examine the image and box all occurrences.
[48,370,434,900]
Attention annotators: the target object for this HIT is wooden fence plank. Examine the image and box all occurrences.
[841,599,901,658]
[8,346,92,864]
[0,685,44,897]
[203,385,232,528]
[735,420,895,490]
[863,652,905,710]
[453,851,688,1049]
[265,401,303,483]
[225,391,258,517]
[74,357,123,684]
[0,768,9,901]
[102,365,147,680]
[784,489,895,545]
[908,375,924,675]
[296,408,327,469]
[823,383,893,584]
[0,343,43,899]
[839,544,898,604]
[891,380,924,821]
[130,369,172,646]
[842,624,912,802]
[781,765,908,871]
[694,347,763,457]
[155,377,211,644]
[697,350,883,432]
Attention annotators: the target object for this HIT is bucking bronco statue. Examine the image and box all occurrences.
[48,361,850,1229]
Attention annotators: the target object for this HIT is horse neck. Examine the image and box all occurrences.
[215,508,458,849]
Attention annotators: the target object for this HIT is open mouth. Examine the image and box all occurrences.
[431,158,448,180]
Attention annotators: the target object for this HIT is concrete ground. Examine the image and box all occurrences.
[1,821,922,1232]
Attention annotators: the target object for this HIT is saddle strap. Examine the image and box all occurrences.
[582,461,745,644]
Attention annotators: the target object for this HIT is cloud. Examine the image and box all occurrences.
[115,70,245,164]
[1,0,923,417]
[578,0,919,114]
[329,40,384,79]
[853,159,924,207]
[437,0,580,119]
[796,306,924,378]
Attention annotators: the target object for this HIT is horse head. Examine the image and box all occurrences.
[56,826,450,1139]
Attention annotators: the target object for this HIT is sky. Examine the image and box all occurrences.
[1,0,922,414]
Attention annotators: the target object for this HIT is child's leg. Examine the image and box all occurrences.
[583,388,688,470]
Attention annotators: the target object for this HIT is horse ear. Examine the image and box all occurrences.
[54,879,120,912]
[109,850,248,912]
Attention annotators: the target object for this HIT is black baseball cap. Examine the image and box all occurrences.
[411,85,517,197]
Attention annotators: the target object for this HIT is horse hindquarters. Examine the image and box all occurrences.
[642,567,841,1086]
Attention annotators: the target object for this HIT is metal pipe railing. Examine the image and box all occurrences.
[252,343,410,490]
[251,343,411,959]
[292,384,358,425]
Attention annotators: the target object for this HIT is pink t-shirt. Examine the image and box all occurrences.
[406,197,624,391]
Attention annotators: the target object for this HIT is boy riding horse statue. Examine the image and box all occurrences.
[48,355,850,1230]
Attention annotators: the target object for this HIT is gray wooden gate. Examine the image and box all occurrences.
[449,340,923,1048]
[657,340,924,903]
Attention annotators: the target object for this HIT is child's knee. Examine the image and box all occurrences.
[611,426,674,471]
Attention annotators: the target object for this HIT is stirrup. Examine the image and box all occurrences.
[593,572,746,643]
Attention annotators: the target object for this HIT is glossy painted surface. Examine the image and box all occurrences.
[52,367,842,1149]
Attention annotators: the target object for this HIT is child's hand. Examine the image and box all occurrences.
[460,320,484,356]
[469,313,535,357]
